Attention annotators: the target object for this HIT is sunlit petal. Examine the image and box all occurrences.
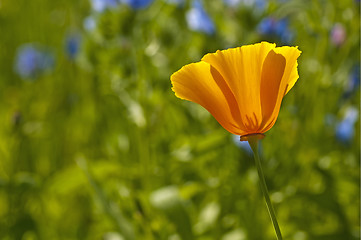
[171,61,246,135]
[259,46,301,132]
[274,46,302,95]
[201,42,276,131]
[259,50,286,131]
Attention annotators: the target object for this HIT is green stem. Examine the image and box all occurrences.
[248,137,283,240]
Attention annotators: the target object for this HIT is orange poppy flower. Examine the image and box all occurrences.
[171,42,301,141]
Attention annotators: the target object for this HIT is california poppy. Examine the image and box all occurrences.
[171,42,301,140]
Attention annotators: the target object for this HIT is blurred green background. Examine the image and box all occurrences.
[0,0,359,239]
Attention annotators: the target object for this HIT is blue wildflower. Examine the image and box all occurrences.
[120,0,154,9]
[224,0,266,9]
[336,121,354,143]
[65,33,81,59]
[15,46,39,78]
[276,19,293,43]
[166,0,184,6]
[254,0,266,10]
[186,0,215,35]
[258,17,293,44]
[83,16,97,31]
[343,65,360,98]
[349,66,360,91]
[224,0,241,7]
[258,17,275,35]
[232,135,253,155]
[335,107,359,144]
[91,0,119,12]
[14,44,54,79]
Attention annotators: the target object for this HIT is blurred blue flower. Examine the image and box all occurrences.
[224,0,266,10]
[166,0,184,6]
[258,17,293,44]
[83,16,97,31]
[349,65,360,90]
[258,17,274,35]
[254,0,266,10]
[335,107,359,144]
[330,23,346,47]
[65,33,81,59]
[91,0,119,12]
[343,65,360,99]
[186,0,215,35]
[232,135,253,155]
[14,44,54,79]
[336,121,354,143]
[120,0,154,9]
[224,0,241,7]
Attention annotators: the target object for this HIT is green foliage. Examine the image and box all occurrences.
[0,0,359,239]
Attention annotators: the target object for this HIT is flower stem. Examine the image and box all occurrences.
[248,137,283,240]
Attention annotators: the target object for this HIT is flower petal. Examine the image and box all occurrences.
[260,46,301,132]
[171,61,246,135]
[274,46,302,95]
[201,42,276,132]
[259,50,286,130]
